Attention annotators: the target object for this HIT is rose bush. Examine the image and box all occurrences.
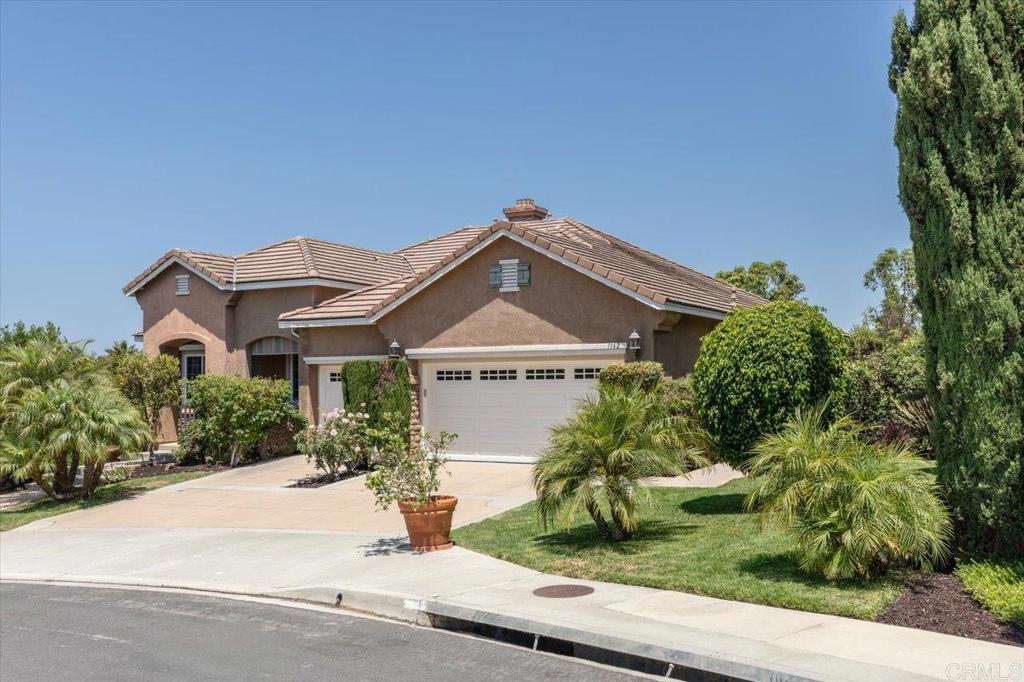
[295,403,375,479]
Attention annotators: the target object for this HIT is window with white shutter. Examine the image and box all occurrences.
[489,259,529,292]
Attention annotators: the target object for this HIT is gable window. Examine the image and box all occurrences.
[525,368,565,381]
[489,259,530,292]
[175,274,190,296]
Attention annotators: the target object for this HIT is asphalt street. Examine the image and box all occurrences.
[0,582,641,681]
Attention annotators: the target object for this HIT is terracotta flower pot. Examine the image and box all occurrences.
[398,495,458,551]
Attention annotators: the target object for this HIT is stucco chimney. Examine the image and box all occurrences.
[502,197,550,222]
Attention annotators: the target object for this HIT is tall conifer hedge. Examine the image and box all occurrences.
[889,0,1023,554]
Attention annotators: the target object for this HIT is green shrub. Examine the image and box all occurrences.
[956,559,1024,627]
[256,412,307,459]
[174,420,208,466]
[843,333,926,431]
[745,404,950,580]
[185,375,300,466]
[693,301,848,468]
[659,376,695,418]
[534,385,709,542]
[340,360,411,432]
[110,352,180,456]
[598,361,664,392]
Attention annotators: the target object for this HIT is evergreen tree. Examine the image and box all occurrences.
[890,0,1023,555]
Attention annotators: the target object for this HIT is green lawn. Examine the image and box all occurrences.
[452,477,907,620]
[0,471,214,532]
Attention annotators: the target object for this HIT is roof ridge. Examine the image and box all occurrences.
[302,235,401,259]
[180,247,232,258]
[295,237,320,278]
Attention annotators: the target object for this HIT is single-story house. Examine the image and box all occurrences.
[125,198,763,460]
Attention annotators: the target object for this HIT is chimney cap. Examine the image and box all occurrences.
[503,197,550,222]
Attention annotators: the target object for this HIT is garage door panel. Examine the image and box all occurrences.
[423,358,618,458]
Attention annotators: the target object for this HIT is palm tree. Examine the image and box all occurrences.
[0,338,149,500]
[745,403,950,579]
[533,385,709,542]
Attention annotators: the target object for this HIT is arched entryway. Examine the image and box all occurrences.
[248,336,299,403]
[155,337,207,438]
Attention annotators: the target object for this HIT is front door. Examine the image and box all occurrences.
[317,365,345,421]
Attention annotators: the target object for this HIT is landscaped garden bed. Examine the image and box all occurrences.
[875,571,1023,646]
[286,471,360,488]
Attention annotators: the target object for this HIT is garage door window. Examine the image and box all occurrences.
[480,369,517,381]
[436,369,472,381]
[525,368,565,380]
[573,367,600,380]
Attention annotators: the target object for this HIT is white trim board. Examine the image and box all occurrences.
[406,343,627,359]
[277,228,728,328]
[303,354,390,364]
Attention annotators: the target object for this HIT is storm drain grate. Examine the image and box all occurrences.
[532,584,595,598]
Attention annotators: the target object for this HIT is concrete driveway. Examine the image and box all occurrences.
[19,456,535,535]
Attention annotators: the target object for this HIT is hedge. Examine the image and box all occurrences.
[598,361,664,392]
[340,359,412,430]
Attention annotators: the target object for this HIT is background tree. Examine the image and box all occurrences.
[103,340,142,367]
[715,260,807,302]
[111,353,180,456]
[0,321,63,348]
[890,0,1023,555]
[862,247,919,338]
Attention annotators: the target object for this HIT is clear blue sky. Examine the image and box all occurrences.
[1,1,913,350]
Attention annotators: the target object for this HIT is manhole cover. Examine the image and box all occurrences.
[532,584,595,598]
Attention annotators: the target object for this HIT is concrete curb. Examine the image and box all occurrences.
[0,573,937,682]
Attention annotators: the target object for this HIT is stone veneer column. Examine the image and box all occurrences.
[408,366,423,454]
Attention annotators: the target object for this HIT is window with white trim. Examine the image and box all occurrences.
[574,367,600,380]
[436,369,472,381]
[525,368,565,380]
[479,369,517,381]
[175,274,190,296]
[489,259,530,291]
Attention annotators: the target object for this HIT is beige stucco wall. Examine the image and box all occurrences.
[376,237,665,353]
[296,326,389,421]
[653,313,720,377]
[133,264,350,440]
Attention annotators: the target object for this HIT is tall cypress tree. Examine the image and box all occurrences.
[889,0,1023,555]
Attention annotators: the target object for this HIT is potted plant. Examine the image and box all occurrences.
[365,424,458,551]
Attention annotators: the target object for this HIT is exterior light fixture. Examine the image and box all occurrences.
[388,339,402,359]
[627,330,642,358]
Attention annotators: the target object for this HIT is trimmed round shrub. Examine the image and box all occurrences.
[598,361,664,393]
[693,301,848,467]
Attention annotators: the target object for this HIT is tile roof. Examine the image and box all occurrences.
[123,237,412,294]
[279,219,765,323]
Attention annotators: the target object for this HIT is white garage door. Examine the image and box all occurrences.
[421,358,617,460]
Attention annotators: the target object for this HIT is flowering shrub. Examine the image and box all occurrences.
[295,403,375,479]
[365,427,457,510]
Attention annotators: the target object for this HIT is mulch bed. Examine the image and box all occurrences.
[875,571,1024,646]
[286,471,361,489]
[125,463,228,479]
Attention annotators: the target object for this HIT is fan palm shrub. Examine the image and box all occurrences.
[745,403,951,580]
[533,385,709,542]
[0,338,150,500]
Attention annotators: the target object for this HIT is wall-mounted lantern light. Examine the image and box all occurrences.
[388,339,402,359]
[627,329,642,358]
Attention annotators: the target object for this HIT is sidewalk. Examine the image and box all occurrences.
[2,526,1018,682]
